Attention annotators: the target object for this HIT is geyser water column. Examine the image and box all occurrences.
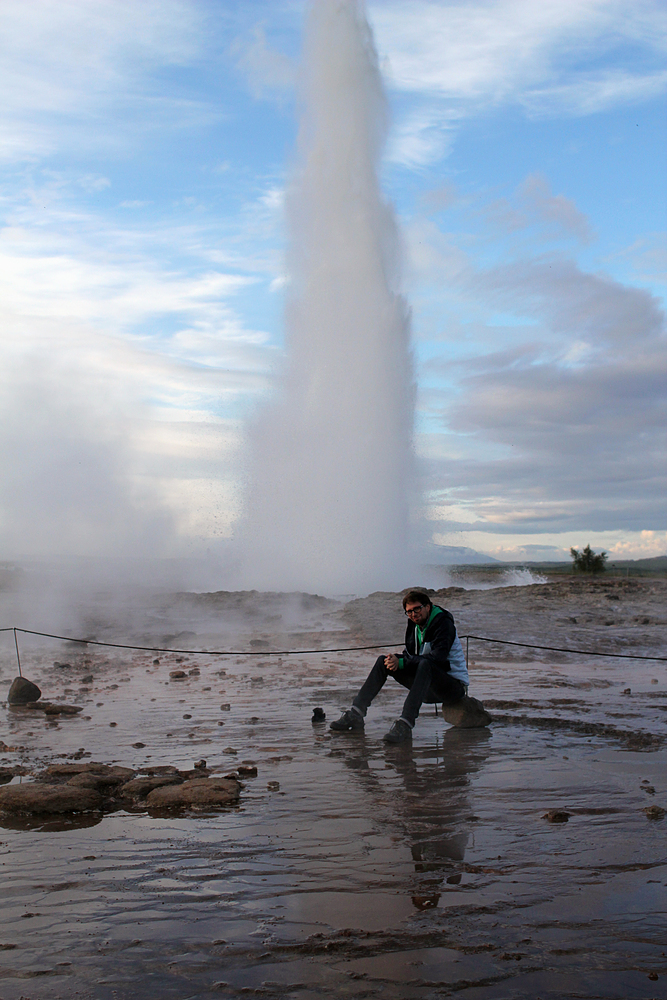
[242,0,415,594]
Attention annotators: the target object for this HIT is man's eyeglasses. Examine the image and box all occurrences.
[404,605,426,616]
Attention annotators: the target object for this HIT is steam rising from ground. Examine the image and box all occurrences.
[241,0,415,595]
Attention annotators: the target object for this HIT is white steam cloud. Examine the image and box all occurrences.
[241,0,415,595]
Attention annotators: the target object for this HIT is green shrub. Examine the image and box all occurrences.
[570,544,608,574]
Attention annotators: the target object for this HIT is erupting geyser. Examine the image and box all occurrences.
[242,0,415,594]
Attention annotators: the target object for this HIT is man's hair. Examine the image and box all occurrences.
[402,590,432,609]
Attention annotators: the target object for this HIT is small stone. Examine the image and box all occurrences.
[648,972,659,981]
[543,810,572,823]
[220,703,231,711]
[442,695,492,729]
[109,722,117,727]
[169,670,187,680]
[623,688,632,695]
[0,767,14,784]
[651,679,659,685]
[188,667,200,676]
[223,747,238,754]
[251,676,264,684]
[643,806,666,820]
[153,659,160,665]
[132,742,146,749]
[238,764,258,778]
[183,714,192,719]
[7,677,42,705]
[312,707,326,722]
[194,759,207,770]
[81,674,94,684]
[267,781,280,791]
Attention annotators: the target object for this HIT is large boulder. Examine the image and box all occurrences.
[7,677,41,705]
[146,777,240,810]
[442,695,492,729]
[0,783,102,815]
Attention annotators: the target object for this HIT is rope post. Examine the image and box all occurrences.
[13,628,22,678]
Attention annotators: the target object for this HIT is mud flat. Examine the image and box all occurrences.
[0,578,666,999]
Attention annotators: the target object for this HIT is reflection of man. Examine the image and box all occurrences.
[331,590,468,744]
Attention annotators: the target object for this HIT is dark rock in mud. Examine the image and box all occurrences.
[67,768,135,791]
[543,809,572,823]
[643,805,666,820]
[312,707,326,722]
[9,701,83,716]
[120,776,183,800]
[7,677,42,705]
[169,669,187,680]
[40,763,135,788]
[146,777,240,809]
[442,695,492,729]
[177,767,211,780]
[0,767,14,784]
[0,783,102,815]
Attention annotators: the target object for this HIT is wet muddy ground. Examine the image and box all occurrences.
[0,579,666,999]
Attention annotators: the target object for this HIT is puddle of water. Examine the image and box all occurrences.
[0,639,666,998]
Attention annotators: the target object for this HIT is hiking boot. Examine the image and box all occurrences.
[329,709,364,732]
[382,719,412,744]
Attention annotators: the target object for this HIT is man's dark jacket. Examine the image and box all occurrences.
[402,606,456,673]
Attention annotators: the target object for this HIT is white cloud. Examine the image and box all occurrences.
[370,0,667,123]
[410,176,666,539]
[0,0,209,162]
[386,106,460,168]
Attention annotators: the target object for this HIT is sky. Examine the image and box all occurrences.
[1,0,665,567]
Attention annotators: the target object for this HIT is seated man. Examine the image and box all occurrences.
[331,590,468,744]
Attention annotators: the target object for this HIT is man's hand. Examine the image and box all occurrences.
[385,654,400,672]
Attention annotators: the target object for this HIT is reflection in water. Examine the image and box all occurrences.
[339,728,492,910]
[0,811,103,833]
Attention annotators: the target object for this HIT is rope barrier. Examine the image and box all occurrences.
[2,625,665,662]
[463,634,667,662]
[8,627,399,657]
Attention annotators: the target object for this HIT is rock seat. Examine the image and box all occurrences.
[442,695,492,729]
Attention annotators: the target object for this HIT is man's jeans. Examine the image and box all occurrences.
[352,655,466,727]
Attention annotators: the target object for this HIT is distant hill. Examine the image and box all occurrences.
[608,555,667,570]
